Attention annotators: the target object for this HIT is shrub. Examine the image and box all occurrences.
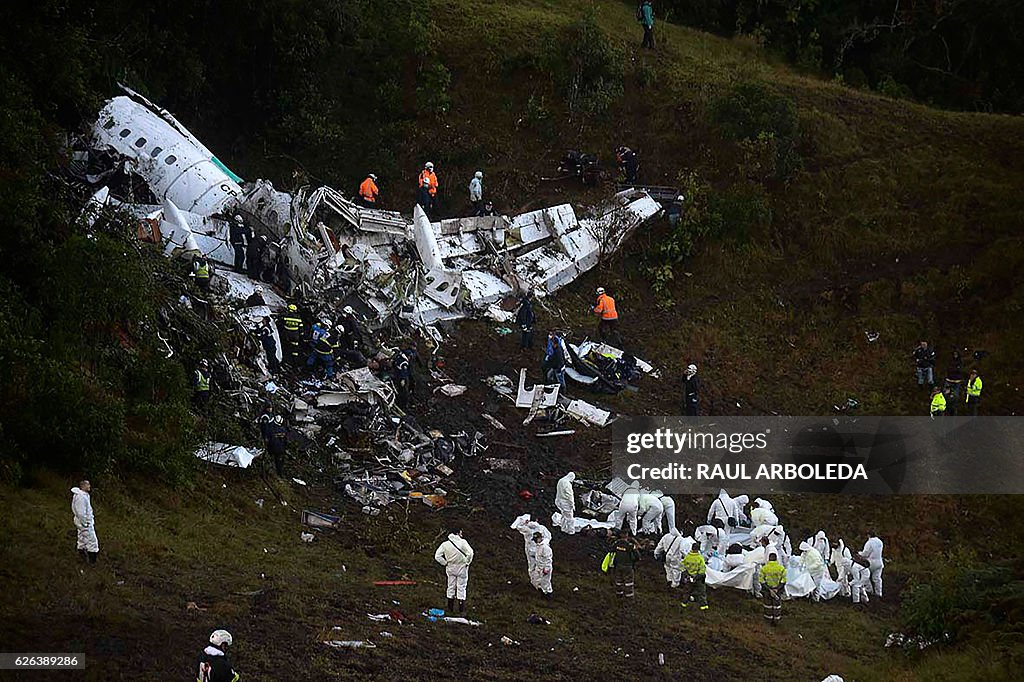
[553,11,624,119]
[710,81,802,180]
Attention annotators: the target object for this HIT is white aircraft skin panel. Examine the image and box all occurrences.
[93,97,241,216]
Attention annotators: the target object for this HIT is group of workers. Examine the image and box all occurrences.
[426,478,887,630]
[358,162,495,218]
[918,341,984,416]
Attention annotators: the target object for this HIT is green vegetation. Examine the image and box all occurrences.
[0,1,1022,677]
[660,0,1024,113]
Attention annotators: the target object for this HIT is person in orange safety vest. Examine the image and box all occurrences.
[418,162,438,214]
[358,173,379,207]
[592,287,619,343]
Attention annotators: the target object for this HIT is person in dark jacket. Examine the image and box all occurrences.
[913,340,936,389]
[393,348,414,408]
[515,294,536,350]
[943,350,964,415]
[608,532,641,598]
[265,415,289,476]
[257,316,279,372]
[543,331,567,387]
[616,146,640,184]
[246,234,264,279]
[683,363,701,416]
[229,214,252,273]
[196,629,238,682]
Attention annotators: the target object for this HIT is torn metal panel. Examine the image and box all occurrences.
[515,369,559,409]
[422,268,463,308]
[565,399,614,427]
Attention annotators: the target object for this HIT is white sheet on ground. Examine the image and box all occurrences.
[706,563,757,591]
[784,556,818,598]
[195,442,261,468]
[551,512,615,532]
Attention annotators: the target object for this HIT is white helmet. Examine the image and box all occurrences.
[421,176,431,187]
[273,415,284,425]
[210,630,233,647]
[425,161,434,170]
[369,173,377,180]
[595,287,605,295]
[474,171,483,179]
[323,319,333,329]
[234,215,244,224]
[343,305,355,315]
[687,363,698,374]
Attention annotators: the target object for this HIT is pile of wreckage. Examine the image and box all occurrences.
[70,88,664,513]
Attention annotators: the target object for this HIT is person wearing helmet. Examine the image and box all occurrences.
[592,287,619,343]
[265,413,289,476]
[481,200,497,217]
[615,146,639,184]
[229,213,252,273]
[193,359,212,411]
[418,162,438,214]
[197,629,238,682]
[416,174,432,213]
[279,304,303,365]
[468,170,484,215]
[359,173,379,207]
[683,363,701,416]
[307,317,339,379]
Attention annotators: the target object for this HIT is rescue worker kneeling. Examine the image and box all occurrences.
[680,545,708,609]
[760,552,787,625]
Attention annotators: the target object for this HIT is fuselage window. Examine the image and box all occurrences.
[134,137,147,148]
[165,155,178,165]
[119,128,131,138]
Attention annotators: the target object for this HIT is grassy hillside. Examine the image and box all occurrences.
[1,0,1023,680]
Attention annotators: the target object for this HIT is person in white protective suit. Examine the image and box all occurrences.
[609,481,640,536]
[769,525,793,565]
[750,498,778,527]
[529,532,554,598]
[732,495,750,526]
[849,557,871,604]
[638,492,665,534]
[706,489,737,527]
[812,531,831,569]
[653,528,689,588]
[511,514,552,575]
[434,528,474,614]
[858,531,885,597]
[830,539,853,597]
[71,481,99,563]
[696,521,728,558]
[652,491,677,532]
[582,489,620,514]
[554,472,577,534]
[799,541,826,601]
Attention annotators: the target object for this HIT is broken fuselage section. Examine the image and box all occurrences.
[80,90,662,326]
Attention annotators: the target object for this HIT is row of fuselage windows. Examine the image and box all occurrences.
[103,118,179,165]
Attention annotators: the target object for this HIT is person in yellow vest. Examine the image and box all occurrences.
[965,369,983,415]
[279,304,303,365]
[192,255,212,292]
[193,359,212,411]
[592,287,619,343]
[759,552,786,625]
[358,173,379,208]
[930,386,947,418]
[680,545,708,610]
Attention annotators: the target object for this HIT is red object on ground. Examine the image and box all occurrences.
[518,490,534,500]
[373,580,417,586]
